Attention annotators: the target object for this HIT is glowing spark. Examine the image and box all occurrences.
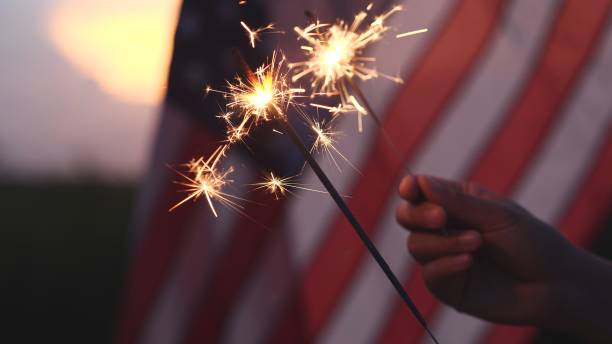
[208,51,304,144]
[310,102,350,116]
[290,5,426,129]
[349,95,367,132]
[396,28,428,38]
[170,145,244,217]
[240,21,277,48]
[310,119,359,173]
[253,171,325,199]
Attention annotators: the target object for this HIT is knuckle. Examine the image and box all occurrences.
[452,235,463,251]
[498,200,525,226]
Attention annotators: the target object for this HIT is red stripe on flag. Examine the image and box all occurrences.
[481,325,537,344]
[560,130,612,247]
[114,128,219,344]
[182,192,288,343]
[376,2,612,343]
[483,119,612,344]
[377,267,438,344]
[268,0,508,342]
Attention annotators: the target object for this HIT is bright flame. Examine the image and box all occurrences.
[208,51,305,144]
[48,0,180,104]
[290,5,426,129]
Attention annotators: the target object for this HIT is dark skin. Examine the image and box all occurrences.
[396,175,612,343]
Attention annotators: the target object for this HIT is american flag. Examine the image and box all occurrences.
[115,0,612,343]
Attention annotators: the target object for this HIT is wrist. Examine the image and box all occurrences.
[547,245,612,342]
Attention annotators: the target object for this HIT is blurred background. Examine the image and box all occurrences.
[5,0,612,343]
[2,0,180,342]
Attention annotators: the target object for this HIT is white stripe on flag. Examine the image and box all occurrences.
[319,1,560,343]
[428,20,612,344]
[224,225,295,344]
[223,1,454,342]
[140,152,253,344]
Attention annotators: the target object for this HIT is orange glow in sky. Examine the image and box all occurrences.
[49,0,180,105]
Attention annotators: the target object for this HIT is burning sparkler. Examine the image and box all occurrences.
[170,145,243,217]
[290,5,427,133]
[207,51,305,144]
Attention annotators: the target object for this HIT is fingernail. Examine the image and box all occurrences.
[399,176,411,193]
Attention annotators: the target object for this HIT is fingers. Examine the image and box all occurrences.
[422,254,473,283]
[416,175,516,230]
[407,230,482,263]
[396,201,446,231]
[399,175,421,202]
[422,254,472,307]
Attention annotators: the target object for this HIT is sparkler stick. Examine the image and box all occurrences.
[230,50,439,343]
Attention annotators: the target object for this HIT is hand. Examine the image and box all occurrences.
[395,175,610,336]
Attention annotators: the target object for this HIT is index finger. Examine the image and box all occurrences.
[399,175,421,202]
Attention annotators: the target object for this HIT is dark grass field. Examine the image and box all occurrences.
[2,181,135,343]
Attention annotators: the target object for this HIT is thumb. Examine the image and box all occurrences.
[417,176,515,230]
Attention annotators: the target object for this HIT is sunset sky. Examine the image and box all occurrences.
[0,0,180,180]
